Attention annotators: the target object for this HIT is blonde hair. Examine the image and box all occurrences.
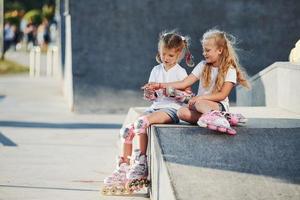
[201,29,250,93]
[156,31,194,67]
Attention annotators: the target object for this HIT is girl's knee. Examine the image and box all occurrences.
[195,100,210,112]
[177,108,188,120]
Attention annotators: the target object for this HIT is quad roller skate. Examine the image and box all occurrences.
[221,112,247,126]
[165,87,194,104]
[102,157,131,195]
[197,110,236,135]
[126,149,150,192]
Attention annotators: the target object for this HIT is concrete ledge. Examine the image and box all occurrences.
[145,107,300,200]
[149,124,300,200]
[236,62,300,113]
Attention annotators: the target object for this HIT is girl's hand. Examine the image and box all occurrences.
[188,96,203,109]
[141,82,163,90]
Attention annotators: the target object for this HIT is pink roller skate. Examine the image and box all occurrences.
[143,88,157,101]
[197,110,236,135]
[222,112,247,126]
[165,87,194,104]
[144,88,166,101]
[133,116,149,134]
[102,157,131,195]
[126,149,150,192]
[120,123,135,142]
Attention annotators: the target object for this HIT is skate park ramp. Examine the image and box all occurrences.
[148,109,300,200]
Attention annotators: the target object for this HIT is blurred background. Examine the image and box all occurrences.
[1,0,300,113]
[1,0,56,55]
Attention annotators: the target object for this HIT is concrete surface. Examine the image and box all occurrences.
[236,62,300,113]
[0,75,149,200]
[149,108,300,200]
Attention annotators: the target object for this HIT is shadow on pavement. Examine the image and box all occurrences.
[0,121,122,129]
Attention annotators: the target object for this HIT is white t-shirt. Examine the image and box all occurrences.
[148,63,188,110]
[191,61,237,111]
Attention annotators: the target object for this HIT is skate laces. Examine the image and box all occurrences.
[201,110,221,120]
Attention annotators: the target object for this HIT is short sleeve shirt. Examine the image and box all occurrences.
[148,63,188,110]
[191,61,237,111]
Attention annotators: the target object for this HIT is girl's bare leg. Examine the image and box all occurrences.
[138,112,172,155]
[194,99,220,113]
[177,106,202,124]
[122,143,132,164]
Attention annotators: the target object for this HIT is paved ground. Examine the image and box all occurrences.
[0,74,149,200]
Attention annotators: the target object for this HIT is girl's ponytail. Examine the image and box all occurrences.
[156,53,162,64]
[183,39,194,67]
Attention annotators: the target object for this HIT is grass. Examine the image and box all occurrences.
[0,59,29,75]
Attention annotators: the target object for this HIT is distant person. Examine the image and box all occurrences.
[2,22,15,59]
[37,18,50,50]
[146,29,250,135]
[102,31,194,195]
[25,20,37,50]
[49,19,58,44]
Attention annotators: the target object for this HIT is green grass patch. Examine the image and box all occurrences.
[0,59,29,75]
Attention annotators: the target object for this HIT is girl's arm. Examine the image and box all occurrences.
[144,74,198,90]
[198,82,234,101]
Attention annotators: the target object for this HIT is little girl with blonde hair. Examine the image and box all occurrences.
[102,31,194,195]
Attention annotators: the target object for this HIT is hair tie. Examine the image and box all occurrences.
[181,36,185,41]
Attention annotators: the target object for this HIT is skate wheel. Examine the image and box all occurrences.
[101,188,109,195]
[110,187,117,195]
[119,187,126,194]
[227,128,236,135]
[139,181,144,188]
[144,180,149,187]
[129,181,136,187]
[134,181,140,187]
[217,126,227,132]
[126,188,134,194]
[207,124,217,130]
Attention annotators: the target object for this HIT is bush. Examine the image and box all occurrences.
[23,9,42,25]
[0,59,29,75]
[4,11,20,26]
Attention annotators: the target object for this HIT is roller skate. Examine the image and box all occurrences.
[197,110,236,135]
[126,149,150,192]
[102,157,131,195]
[144,88,165,101]
[165,87,194,104]
[143,87,157,101]
[222,112,247,126]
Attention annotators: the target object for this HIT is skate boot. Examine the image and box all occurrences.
[126,149,150,192]
[143,87,157,101]
[102,157,131,195]
[197,110,236,135]
[133,116,149,134]
[222,112,247,126]
[165,87,194,104]
[120,123,135,144]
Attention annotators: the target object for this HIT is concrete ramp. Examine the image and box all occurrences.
[149,120,300,200]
